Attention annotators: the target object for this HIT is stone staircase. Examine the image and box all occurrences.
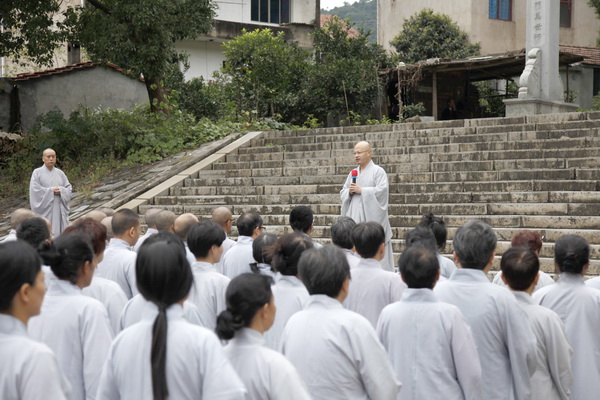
[139,112,600,275]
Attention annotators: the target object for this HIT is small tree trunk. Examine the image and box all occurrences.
[144,75,170,116]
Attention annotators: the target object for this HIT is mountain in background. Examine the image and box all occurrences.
[321,0,377,42]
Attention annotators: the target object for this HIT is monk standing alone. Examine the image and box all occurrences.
[29,149,72,237]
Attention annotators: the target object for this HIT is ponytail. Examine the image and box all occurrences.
[555,234,589,274]
[215,309,246,340]
[151,306,168,400]
[38,234,94,284]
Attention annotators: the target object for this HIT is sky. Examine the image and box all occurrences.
[321,0,359,11]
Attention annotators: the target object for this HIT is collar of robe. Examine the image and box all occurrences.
[236,236,254,245]
[140,302,185,322]
[557,272,585,285]
[355,258,383,270]
[108,238,134,251]
[448,268,489,283]
[512,290,535,305]
[192,261,219,273]
[47,279,82,296]
[401,288,438,303]
[232,327,265,347]
[0,314,27,336]
[305,294,343,309]
[277,275,304,287]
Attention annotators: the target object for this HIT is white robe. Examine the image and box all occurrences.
[97,238,137,299]
[28,280,113,400]
[264,275,309,351]
[184,242,197,267]
[584,275,600,290]
[376,289,482,400]
[512,291,572,400]
[435,269,537,400]
[437,253,457,278]
[225,328,311,400]
[97,304,247,400]
[343,248,361,269]
[0,229,16,243]
[29,165,72,237]
[254,262,277,280]
[222,235,254,279]
[343,258,406,327]
[0,314,70,400]
[282,295,402,400]
[215,235,236,273]
[119,294,204,331]
[188,261,231,331]
[533,273,600,400]
[493,270,555,292]
[340,161,394,271]
[133,227,157,252]
[82,275,128,335]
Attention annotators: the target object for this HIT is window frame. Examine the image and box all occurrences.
[251,0,290,24]
[560,0,572,28]
[489,0,512,22]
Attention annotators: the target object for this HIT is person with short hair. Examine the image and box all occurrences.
[492,230,554,291]
[97,233,246,400]
[211,206,236,273]
[417,213,457,278]
[155,210,176,233]
[186,221,231,330]
[222,212,264,279]
[250,233,278,278]
[217,273,311,400]
[330,216,360,269]
[29,233,113,400]
[377,245,482,400]
[173,212,200,266]
[264,233,313,351]
[290,205,322,248]
[1,208,35,243]
[404,226,446,280]
[343,222,406,327]
[82,210,107,223]
[98,207,115,217]
[533,234,600,400]
[282,246,401,400]
[501,247,572,400]
[133,208,162,252]
[435,220,536,400]
[97,209,141,299]
[0,240,70,400]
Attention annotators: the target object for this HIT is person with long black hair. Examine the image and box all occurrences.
[28,233,113,400]
[533,235,600,400]
[217,273,311,400]
[97,232,246,399]
[0,240,70,399]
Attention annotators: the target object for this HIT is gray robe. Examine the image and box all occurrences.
[29,166,72,237]
[340,161,394,271]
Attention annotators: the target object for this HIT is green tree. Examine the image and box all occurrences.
[390,9,480,63]
[321,0,377,43]
[0,1,67,66]
[66,0,216,114]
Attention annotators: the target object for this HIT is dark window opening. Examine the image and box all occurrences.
[560,0,572,28]
[489,0,512,21]
[251,0,290,24]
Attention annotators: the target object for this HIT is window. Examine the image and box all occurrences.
[560,0,572,28]
[251,0,290,24]
[489,0,512,21]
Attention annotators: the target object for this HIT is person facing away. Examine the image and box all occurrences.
[16,217,56,289]
[97,233,247,400]
[29,148,72,237]
[377,245,482,400]
[263,233,314,351]
[63,218,128,336]
[343,222,406,327]
[0,240,70,400]
[29,233,113,400]
[1,208,35,243]
[96,209,140,299]
[289,205,322,248]
[330,216,361,269]
[133,208,162,252]
[282,246,402,400]
[340,141,394,271]
[434,220,536,400]
[533,234,600,400]
[211,206,236,273]
[250,233,278,279]
[492,230,554,291]
[417,213,457,278]
[501,246,572,400]
[217,273,311,400]
[186,220,232,330]
[173,212,200,266]
[222,211,265,279]
[404,226,446,281]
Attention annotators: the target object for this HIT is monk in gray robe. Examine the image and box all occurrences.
[340,141,394,271]
[29,149,72,237]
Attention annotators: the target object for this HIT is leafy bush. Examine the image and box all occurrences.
[402,103,426,118]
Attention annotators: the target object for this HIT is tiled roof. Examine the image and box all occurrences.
[13,61,129,82]
[320,14,360,38]
[559,45,600,65]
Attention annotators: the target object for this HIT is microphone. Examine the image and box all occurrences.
[351,169,358,184]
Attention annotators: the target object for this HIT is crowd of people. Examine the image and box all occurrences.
[1,201,600,400]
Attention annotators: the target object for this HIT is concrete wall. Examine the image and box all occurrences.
[561,64,598,110]
[177,40,227,81]
[17,67,148,133]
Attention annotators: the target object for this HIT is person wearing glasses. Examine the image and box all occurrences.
[222,212,265,279]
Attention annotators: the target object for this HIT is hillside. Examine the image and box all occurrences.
[321,0,376,42]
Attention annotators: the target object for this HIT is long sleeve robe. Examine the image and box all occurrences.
[343,258,406,328]
[282,295,402,400]
[377,289,482,400]
[97,304,247,400]
[188,261,231,331]
[225,328,311,400]
[0,314,70,400]
[82,276,128,335]
[435,269,537,400]
[512,291,572,400]
[533,273,600,400]
[215,235,236,273]
[118,294,204,331]
[28,280,113,400]
[96,238,137,299]
[222,236,255,279]
[340,161,394,271]
[29,166,72,237]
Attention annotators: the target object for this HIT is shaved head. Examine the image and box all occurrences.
[84,210,107,222]
[42,148,57,169]
[353,141,372,168]
[212,207,233,233]
[144,208,163,228]
[101,217,113,239]
[155,210,176,233]
[174,213,199,241]
[9,208,35,229]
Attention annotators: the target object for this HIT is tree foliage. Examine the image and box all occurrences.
[390,9,480,63]
[321,0,377,43]
[588,0,600,45]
